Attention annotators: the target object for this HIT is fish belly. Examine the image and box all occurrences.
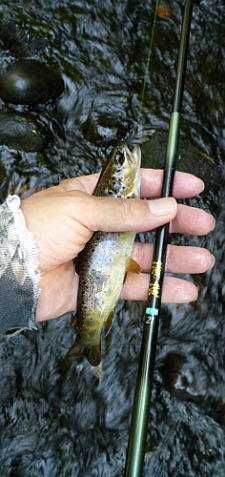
[71,230,135,365]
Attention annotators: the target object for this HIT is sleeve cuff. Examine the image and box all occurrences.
[0,195,41,335]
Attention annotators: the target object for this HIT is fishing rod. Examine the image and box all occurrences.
[124,1,194,476]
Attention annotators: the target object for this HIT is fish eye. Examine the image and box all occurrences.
[116,153,125,165]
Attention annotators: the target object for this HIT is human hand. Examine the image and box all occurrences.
[21,170,215,322]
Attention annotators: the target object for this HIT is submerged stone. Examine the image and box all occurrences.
[141,129,220,194]
[0,21,48,57]
[0,112,52,152]
[0,60,64,105]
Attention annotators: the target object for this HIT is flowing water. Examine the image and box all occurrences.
[0,1,225,476]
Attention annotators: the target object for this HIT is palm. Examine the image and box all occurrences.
[20,171,214,323]
[37,260,79,320]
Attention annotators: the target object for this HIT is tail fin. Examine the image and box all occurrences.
[67,337,101,367]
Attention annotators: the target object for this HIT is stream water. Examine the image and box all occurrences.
[0,1,225,476]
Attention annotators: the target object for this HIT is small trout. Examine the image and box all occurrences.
[68,144,141,366]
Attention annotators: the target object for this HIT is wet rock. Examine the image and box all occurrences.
[0,21,48,57]
[141,129,220,194]
[0,112,52,152]
[0,60,64,105]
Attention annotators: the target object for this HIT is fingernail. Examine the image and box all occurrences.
[210,254,216,269]
[149,198,177,217]
[210,216,216,231]
[200,179,205,193]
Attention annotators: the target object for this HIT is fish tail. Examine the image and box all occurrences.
[67,337,101,367]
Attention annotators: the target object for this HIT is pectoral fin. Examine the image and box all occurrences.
[126,257,141,274]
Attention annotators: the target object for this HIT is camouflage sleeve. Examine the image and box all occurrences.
[0,195,40,335]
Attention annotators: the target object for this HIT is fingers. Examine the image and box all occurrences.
[121,273,198,303]
[58,174,99,195]
[59,169,205,199]
[36,241,213,322]
[170,204,215,235]
[140,169,205,199]
[57,170,214,236]
[70,190,214,237]
[122,239,215,304]
[73,192,178,233]
[132,243,215,274]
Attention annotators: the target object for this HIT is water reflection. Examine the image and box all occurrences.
[0,1,225,476]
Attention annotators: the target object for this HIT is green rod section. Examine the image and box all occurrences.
[124,1,193,476]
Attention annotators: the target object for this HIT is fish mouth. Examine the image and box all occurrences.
[132,144,141,167]
[123,143,141,167]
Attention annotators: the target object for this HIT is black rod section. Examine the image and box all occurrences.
[124,1,193,476]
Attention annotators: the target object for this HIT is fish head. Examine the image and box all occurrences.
[95,143,141,198]
[120,144,141,198]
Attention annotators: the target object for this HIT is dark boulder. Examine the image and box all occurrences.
[0,112,52,152]
[0,60,64,105]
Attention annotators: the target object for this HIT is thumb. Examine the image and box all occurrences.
[73,192,177,233]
